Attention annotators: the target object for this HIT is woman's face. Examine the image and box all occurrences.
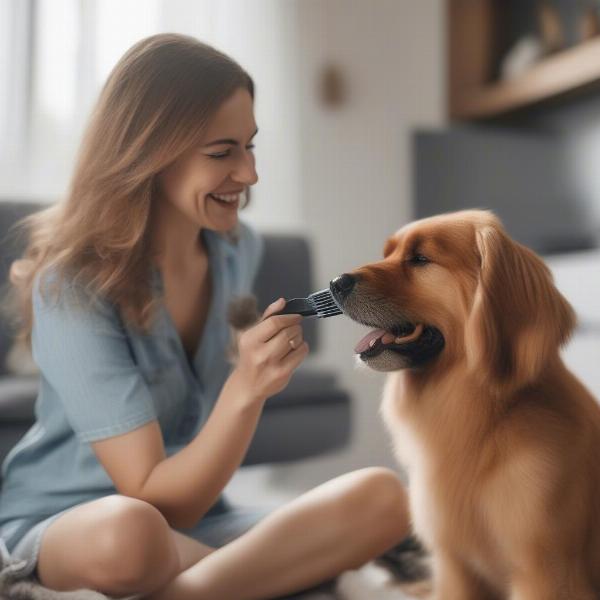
[157,87,258,234]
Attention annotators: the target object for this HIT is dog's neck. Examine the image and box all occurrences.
[398,351,571,432]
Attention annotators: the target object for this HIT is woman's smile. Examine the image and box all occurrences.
[206,190,244,211]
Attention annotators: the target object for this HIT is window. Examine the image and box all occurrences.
[1,0,163,198]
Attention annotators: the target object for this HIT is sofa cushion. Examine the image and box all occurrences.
[253,235,319,351]
[0,202,45,375]
[0,375,38,421]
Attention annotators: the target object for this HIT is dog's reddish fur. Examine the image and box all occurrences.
[351,210,600,598]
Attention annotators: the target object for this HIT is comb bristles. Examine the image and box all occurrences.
[315,304,338,310]
[317,309,342,318]
[314,300,335,309]
[311,291,335,303]
[316,305,339,313]
[305,288,343,318]
[313,299,339,310]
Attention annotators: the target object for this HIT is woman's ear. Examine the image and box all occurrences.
[465,221,576,391]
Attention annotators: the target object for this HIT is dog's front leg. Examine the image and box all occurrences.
[432,553,498,600]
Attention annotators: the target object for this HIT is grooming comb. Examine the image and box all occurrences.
[277,288,342,319]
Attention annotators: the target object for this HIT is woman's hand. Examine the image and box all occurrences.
[229,297,309,406]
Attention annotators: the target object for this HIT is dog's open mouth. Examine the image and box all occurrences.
[351,318,445,371]
[354,323,424,357]
[329,277,445,370]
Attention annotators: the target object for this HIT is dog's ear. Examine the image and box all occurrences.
[465,221,576,390]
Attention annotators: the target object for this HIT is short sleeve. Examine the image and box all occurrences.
[31,270,157,443]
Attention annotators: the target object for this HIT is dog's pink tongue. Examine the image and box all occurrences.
[354,329,386,354]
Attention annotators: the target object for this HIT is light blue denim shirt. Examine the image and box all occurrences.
[0,221,264,540]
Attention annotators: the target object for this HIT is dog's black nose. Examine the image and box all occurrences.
[330,273,356,302]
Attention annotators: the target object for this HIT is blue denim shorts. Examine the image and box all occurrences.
[0,498,271,584]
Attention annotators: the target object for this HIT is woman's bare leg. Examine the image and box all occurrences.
[171,529,215,571]
[36,467,409,599]
[36,495,201,597]
[148,467,410,600]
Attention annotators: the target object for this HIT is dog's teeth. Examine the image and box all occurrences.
[369,339,377,348]
[395,337,403,344]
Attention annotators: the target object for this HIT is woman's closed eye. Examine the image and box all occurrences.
[208,144,255,159]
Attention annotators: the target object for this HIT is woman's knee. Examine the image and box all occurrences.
[91,495,180,593]
[337,467,410,537]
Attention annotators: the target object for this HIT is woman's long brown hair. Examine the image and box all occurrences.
[2,33,254,348]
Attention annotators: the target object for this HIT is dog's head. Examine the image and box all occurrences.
[331,210,576,389]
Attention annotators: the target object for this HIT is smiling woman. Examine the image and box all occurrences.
[154,88,259,247]
[7,33,257,336]
[0,32,411,600]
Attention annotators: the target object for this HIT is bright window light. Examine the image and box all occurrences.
[32,0,78,124]
[95,0,160,89]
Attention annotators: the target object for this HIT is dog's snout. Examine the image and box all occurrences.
[330,273,356,303]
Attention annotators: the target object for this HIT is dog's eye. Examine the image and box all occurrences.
[409,254,430,265]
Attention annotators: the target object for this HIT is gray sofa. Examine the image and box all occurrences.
[0,200,351,474]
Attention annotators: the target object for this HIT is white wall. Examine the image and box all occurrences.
[224,0,446,501]
[160,0,307,232]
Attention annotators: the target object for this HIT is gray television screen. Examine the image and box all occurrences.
[413,126,599,255]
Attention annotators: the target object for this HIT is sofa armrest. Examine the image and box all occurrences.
[0,375,38,420]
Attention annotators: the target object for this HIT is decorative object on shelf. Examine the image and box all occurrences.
[449,0,600,119]
[499,35,545,80]
[537,0,566,54]
[580,2,600,41]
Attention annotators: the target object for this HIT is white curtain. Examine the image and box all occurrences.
[0,0,304,231]
[0,0,165,199]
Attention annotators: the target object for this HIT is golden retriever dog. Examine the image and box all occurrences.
[329,209,600,599]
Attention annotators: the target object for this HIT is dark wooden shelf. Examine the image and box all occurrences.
[451,37,600,120]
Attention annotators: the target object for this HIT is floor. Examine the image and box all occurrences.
[270,563,425,600]
[335,564,427,600]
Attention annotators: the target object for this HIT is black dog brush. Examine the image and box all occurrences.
[277,288,342,318]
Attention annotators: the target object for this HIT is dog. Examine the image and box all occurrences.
[330,209,600,599]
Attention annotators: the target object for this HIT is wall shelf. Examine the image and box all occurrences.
[449,0,600,120]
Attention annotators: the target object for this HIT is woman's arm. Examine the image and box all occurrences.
[92,371,262,528]
[92,299,308,529]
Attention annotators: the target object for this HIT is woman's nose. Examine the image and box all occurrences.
[232,151,258,186]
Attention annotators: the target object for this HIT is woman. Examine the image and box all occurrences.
[0,34,410,599]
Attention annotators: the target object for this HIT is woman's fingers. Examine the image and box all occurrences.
[252,299,303,343]
[261,297,285,320]
[280,338,309,371]
[233,299,309,401]
[287,334,301,351]
[270,324,304,360]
